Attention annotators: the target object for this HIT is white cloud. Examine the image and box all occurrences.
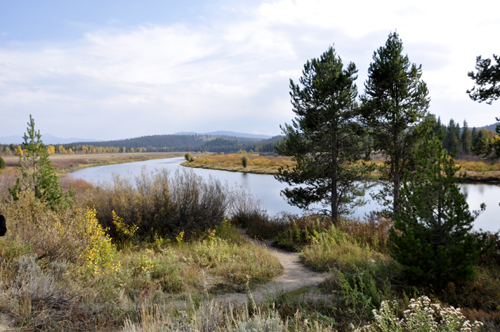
[0,0,499,140]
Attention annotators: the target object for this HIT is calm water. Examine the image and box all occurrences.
[69,157,500,233]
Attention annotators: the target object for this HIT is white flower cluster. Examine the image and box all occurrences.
[355,296,483,332]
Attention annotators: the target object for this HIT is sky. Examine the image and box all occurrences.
[0,0,499,141]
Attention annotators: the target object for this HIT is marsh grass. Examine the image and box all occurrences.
[182,153,295,174]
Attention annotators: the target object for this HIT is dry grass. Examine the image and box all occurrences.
[1,152,184,174]
[0,179,284,330]
[0,168,17,201]
[183,153,295,174]
[121,297,337,332]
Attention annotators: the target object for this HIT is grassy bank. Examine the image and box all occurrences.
[183,153,500,183]
[181,153,294,174]
[1,152,185,175]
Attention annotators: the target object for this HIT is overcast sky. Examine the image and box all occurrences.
[0,0,499,141]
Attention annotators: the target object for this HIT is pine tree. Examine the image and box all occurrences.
[9,115,74,210]
[360,31,430,215]
[390,136,486,289]
[461,120,472,155]
[276,46,375,223]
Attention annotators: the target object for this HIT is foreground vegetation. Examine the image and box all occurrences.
[1,159,499,331]
[238,210,500,331]
[2,182,498,331]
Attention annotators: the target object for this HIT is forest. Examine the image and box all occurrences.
[0,134,282,155]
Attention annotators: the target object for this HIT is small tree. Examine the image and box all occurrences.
[0,156,5,172]
[9,115,74,210]
[241,156,249,168]
[390,136,486,289]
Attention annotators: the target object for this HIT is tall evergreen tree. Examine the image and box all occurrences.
[467,54,500,104]
[9,115,74,210]
[276,46,375,223]
[360,32,430,215]
[444,119,461,155]
[461,120,472,155]
[468,54,500,160]
[390,136,486,289]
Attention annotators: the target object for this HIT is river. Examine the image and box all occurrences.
[69,157,500,233]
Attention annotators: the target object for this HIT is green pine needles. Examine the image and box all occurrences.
[9,115,74,210]
[389,137,487,289]
[276,46,374,223]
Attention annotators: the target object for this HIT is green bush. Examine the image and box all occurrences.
[0,156,5,170]
[241,156,249,168]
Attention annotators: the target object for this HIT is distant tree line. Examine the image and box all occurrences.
[0,134,284,155]
[431,116,498,157]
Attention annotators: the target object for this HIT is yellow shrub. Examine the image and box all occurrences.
[77,208,122,276]
[112,210,138,237]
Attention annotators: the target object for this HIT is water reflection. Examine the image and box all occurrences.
[69,157,500,233]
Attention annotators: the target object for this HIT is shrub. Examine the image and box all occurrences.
[82,168,230,240]
[355,296,483,332]
[184,153,193,162]
[1,190,121,275]
[0,156,5,170]
[241,156,249,168]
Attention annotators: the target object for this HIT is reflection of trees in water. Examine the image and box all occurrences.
[478,184,485,196]
[461,184,469,199]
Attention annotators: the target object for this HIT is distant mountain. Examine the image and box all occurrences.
[174,131,273,139]
[0,134,96,145]
[479,122,500,132]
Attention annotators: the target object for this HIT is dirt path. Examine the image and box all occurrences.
[214,234,330,305]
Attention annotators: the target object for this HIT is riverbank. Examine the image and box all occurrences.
[182,154,500,183]
[181,153,294,174]
[1,152,185,176]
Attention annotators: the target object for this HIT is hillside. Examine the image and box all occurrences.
[66,134,285,154]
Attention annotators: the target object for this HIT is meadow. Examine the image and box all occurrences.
[181,153,295,174]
